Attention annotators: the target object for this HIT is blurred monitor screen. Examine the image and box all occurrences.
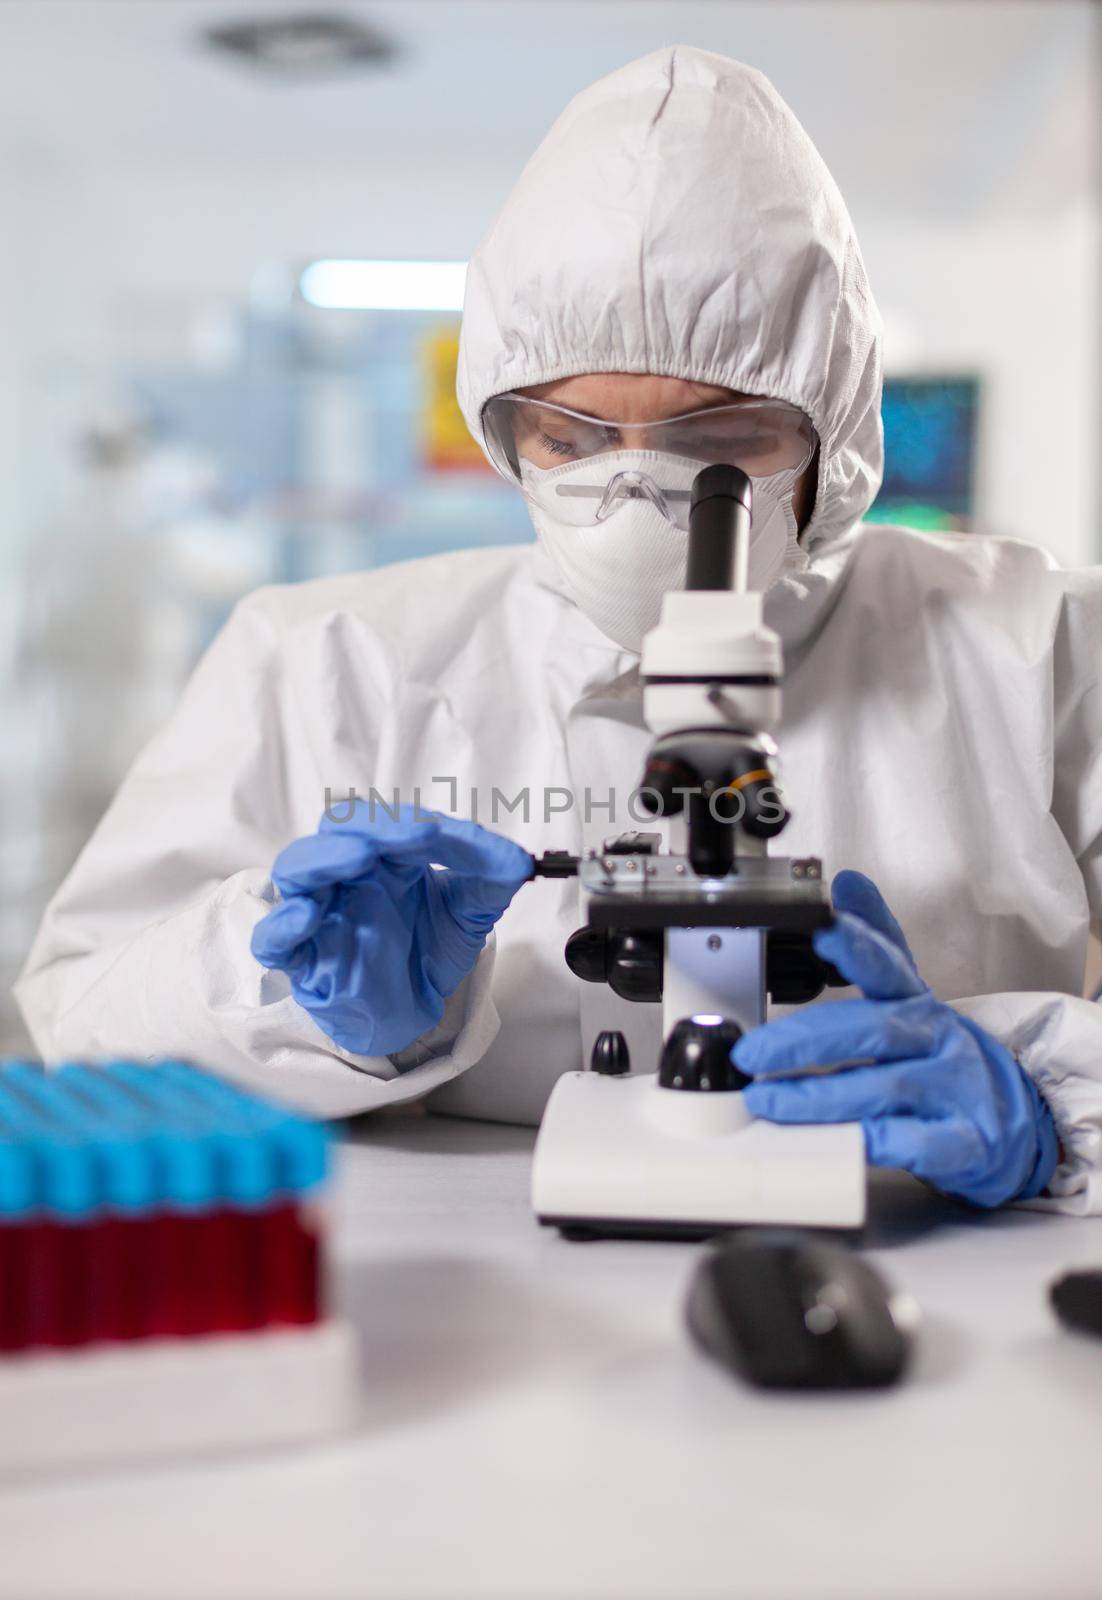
[869,375,980,532]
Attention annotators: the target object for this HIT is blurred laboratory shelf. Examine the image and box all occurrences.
[1,1108,1101,1600]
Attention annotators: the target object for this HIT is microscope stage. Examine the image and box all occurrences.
[532,1071,866,1239]
[578,853,832,932]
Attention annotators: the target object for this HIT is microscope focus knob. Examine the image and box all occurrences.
[566,928,664,1002]
[565,926,609,984]
[607,930,663,1003]
[591,1031,631,1076]
[658,1017,750,1092]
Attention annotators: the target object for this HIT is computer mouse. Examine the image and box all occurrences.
[685,1229,915,1390]
[1050,1269,1102,1337]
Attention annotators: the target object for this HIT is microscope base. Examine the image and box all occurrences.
[532,1072,866,1239]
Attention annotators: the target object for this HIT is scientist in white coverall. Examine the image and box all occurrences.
[16,49,1102,1213]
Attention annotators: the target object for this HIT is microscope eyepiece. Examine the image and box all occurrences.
[689,463,752,514]
[687,464,753,592]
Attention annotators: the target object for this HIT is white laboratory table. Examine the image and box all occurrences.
[1,1109,1101,1600]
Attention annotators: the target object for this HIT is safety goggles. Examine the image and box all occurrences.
[482,391,818,530]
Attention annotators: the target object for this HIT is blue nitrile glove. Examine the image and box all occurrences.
[251,804,534,1057]
[734,870,1060,1208]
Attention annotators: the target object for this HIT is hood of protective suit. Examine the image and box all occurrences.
[458,46,884,555]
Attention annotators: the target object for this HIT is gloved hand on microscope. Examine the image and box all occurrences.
[733,871,1061,1209]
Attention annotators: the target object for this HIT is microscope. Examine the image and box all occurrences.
[529,465,866,1238]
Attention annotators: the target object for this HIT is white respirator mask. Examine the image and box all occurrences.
[525,451,804,654]
[481,392,817,654]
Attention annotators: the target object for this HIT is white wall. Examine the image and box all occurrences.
[862,203,1100,568]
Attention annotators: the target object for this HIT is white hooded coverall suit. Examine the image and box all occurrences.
[15,49,1102,1214]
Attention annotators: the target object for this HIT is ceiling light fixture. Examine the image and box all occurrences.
[300,259,468,311]
[203,13,397,80]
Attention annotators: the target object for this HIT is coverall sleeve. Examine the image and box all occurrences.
[954,577,1102,1214]
[13,593,502,1118]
